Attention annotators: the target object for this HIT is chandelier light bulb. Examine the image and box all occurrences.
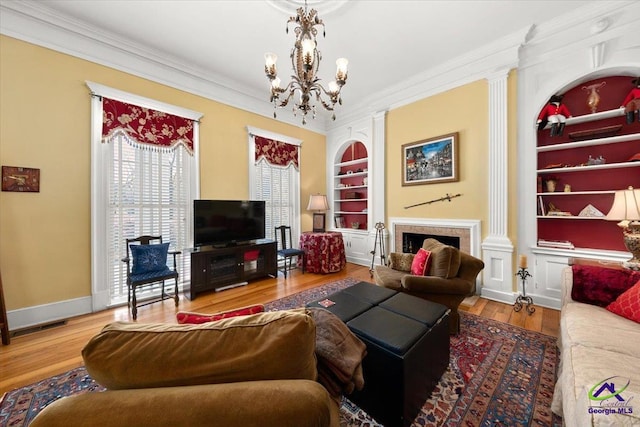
[328,80,339,94]
[301,37,315,66]
[335,58,348,84]
[264,52,278,67]
[271,76,281,90]
[264,52,278,79]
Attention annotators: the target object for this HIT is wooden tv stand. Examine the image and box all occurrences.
[185,239,277,300]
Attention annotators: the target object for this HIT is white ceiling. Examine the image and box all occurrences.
[2,0,605,130]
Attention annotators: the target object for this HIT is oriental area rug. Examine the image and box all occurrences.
[0,278,561,427]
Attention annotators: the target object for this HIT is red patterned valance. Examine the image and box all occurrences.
[102,97,194,154]
[254,135,299,169]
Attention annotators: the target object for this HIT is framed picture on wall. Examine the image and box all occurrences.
[401,132,459,186]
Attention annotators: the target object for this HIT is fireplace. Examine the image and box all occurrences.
[402,232,460,254]
[388,218,481,258]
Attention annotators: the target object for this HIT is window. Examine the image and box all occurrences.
[248,127,301,243]
[105,134,192,304]
[89,82,202,310]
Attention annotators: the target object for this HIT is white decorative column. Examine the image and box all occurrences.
[369,110,389,266]
[481,69,515,302]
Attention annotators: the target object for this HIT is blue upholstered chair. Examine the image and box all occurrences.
[274,226,305,278]
[122,235,180,320]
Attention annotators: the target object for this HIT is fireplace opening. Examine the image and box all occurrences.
[402,233,460,254]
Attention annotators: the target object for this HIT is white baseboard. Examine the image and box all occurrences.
[7,296,93,332]
[480,288,561,311]
[480,288,515,304]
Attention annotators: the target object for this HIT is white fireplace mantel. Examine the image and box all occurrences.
[388,218,481,258]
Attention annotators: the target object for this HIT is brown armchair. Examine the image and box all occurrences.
[373,238,484,334]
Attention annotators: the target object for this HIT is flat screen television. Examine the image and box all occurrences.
[194,200,266,247]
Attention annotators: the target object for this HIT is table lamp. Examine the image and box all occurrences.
[606,186,640,270]
[307,194,329,232]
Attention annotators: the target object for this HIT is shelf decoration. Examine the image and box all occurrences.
[621,76,640,124]
[568,124,622,141]
[578,204,605,217]
[537,95,572,137]
[544,177,559,192]
[581,81,606,113]
[537,239,575,249]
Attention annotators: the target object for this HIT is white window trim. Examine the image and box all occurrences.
[246,126,302,245]
[88,81,203,311]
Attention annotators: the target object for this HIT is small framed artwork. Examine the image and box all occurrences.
[2,166,40,192]
[312,213,326,232]
[401,132,459,186]
[334,216,345,229]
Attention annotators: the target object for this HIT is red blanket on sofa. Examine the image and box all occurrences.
[571,265,640,306]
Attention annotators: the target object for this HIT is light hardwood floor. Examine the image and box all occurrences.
[0,263,559,395]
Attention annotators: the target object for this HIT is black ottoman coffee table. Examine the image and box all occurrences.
[307,282,450,427]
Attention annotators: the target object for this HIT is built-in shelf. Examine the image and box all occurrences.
[542,108,625,129]
[537,190,616,196]
[335,171,368,179]
[537,132,639,152]
[538,162,640,174]
[536,75,640,255]
[335,184,368,190]
[335,158,368,168]
[537,215,608,220]
[333,141,369,242]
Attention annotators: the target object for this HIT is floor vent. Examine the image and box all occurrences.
[11,320,68,337]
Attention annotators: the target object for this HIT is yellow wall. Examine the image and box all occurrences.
[386,80,490,228]
[0,35,326,310]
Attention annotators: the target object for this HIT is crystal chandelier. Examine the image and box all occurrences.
[264,2,348,125]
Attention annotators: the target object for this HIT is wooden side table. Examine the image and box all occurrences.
[0,271,10,345]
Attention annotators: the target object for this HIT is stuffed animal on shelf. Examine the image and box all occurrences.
[621,77,640,124]
[537,94,572,137]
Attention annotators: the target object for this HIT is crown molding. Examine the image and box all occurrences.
[0,0,327,134]
[2,0,635,135]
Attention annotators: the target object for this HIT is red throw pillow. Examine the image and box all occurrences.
[606,280,640,323]
[410,248,432,276]
[176,304,265,324]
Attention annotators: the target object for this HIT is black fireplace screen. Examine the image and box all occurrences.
[402,232,460,254]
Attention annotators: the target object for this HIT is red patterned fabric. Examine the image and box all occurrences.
[571,265,640,307]
[607,280,640,323]
[102,97,195,154]
[176,304,264,324]
[411,249,432,276]
[254,135,299,169]
[299,231,346,274]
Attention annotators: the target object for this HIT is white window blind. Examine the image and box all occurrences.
[254,158,296,240]
[106,134,192,305]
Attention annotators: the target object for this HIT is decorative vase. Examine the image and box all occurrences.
[582,82,606,113]
[546,179,557,192]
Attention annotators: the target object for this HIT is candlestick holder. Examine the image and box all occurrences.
[514,267,535,315]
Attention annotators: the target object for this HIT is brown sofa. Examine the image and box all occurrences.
[30,310,340,427]
[373,238,484,334]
